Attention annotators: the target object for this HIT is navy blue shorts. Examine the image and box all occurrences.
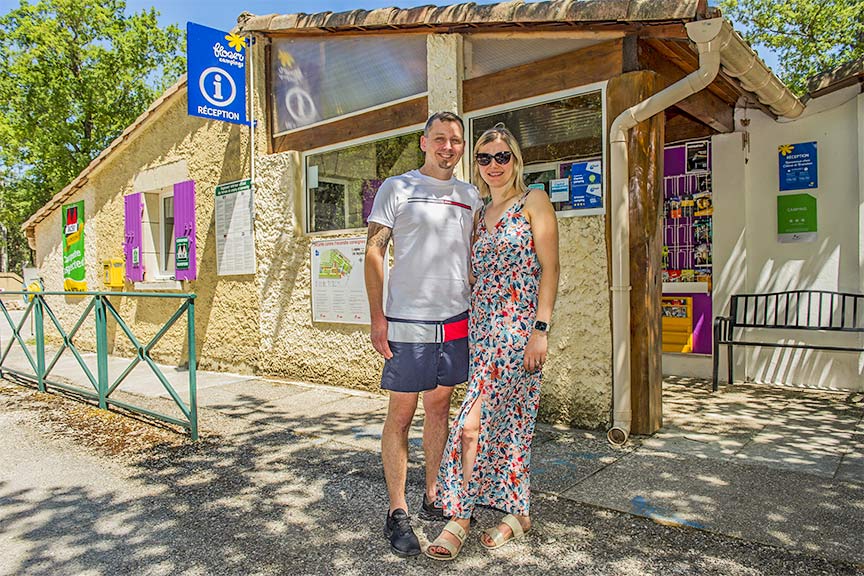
[380,311,469,393]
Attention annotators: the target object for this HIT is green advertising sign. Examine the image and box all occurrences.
[62,201,87,291]
[176,236,190,270]
[777,193,817,243]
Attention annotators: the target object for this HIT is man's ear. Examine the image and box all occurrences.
[419,134,428,153]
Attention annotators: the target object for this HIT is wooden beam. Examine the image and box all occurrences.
[272,96,427,153]
[639,41,734,133]
[664,110,714,144]
[606,70,665,436]
[463,39,623,112]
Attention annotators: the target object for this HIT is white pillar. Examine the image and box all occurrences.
[426,34,465,179]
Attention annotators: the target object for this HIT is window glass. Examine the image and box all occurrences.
[161,194,175,274]
[306,131,424,233]
[271,36,427,134]
[470,90,603,213]
[467,37,601,79]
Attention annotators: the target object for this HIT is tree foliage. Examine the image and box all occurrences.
[0,0,184,272]
[721,0,864,95]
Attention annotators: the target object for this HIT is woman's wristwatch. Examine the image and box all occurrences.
[534,320,549,333]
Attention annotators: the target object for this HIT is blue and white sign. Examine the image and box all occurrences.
[549,178,570,202]
[778,142,817,191]
[570,161,603,210]
[187,22,247,125]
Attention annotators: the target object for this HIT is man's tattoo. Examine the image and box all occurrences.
[366,223,392,249]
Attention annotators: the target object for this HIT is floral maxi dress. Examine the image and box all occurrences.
[436,192,541,519]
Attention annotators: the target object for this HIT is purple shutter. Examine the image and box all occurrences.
[173,180,197,280]
[124,193,144,282]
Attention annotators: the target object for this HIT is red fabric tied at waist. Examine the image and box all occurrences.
[443,317,469,342]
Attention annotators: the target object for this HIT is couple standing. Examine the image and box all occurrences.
[364,111,560,560]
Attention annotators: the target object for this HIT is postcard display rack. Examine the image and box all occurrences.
[661,141,713,354]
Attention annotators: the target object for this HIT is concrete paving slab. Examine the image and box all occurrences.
[732,423,857,477]
[640,428,753,460]
[531,428,627,494]
[177,378,310,407]
[563,450,864,565]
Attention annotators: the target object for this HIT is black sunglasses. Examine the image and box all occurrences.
[475,151,512,166]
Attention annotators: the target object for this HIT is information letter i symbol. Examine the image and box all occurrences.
[213,74,223,100]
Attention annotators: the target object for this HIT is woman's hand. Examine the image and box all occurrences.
[524,330,548,372]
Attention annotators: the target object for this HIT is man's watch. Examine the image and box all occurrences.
[534,320,549,333]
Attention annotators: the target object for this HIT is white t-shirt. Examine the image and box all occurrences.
[368,169,481,321]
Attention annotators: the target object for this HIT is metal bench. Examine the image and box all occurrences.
[712,290,864,391]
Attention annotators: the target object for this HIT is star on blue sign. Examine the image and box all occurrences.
[187,22,248,126]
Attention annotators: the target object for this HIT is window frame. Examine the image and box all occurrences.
[301,122,425,236]
[158,188,175,278]
[464,80,608,218]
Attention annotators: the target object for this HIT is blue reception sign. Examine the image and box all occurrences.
[187,22,247,125]
[570,160,603,210]
[778,142,817,191]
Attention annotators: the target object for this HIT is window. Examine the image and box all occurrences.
[305,130,424,233]
[124,181,196,283]
[469,88,605,216]
[159,192,175,276]
[271,36,427,134]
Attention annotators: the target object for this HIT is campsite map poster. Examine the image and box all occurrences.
[62,201,86,291]
[311,236,385,324]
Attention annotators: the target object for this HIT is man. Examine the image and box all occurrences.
[365,111,480,557]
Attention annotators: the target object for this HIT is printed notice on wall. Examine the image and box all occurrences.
[311,236,385,324]
[215,179,256,275]
[778,142,817,191]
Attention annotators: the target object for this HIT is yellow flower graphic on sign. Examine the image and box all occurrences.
[225,32,245,52]
[278,50,295,68]
[778,144,794,156]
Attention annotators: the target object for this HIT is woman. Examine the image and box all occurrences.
[425,124,560,560]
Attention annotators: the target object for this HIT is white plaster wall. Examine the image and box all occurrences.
[709,88,863,391]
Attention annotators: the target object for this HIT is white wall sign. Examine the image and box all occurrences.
[215,179,256,276]
[311,236,384,324]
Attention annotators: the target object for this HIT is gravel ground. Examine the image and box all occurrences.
[1,379,862,576]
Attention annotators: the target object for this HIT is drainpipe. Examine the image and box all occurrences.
[607,19,726,446]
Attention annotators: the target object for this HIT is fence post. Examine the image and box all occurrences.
[186,296,198,441]
[94,295,109,409]
[34,295,46,392]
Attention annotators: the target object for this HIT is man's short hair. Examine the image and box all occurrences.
[424,111,464,136]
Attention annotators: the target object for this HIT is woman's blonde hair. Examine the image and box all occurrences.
[472,123,528,199]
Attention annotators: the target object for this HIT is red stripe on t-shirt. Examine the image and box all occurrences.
[443,318,469,341]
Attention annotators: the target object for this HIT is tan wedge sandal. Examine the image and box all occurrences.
[480,514,529,550]
[424,520,468,561]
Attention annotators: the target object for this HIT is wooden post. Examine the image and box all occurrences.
[606,71,665,435]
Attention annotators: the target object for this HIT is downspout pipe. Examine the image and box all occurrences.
[607,18,727,446]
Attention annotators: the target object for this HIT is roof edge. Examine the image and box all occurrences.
[236,0,709,35]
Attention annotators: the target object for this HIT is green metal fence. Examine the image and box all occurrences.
[0,291,198,440]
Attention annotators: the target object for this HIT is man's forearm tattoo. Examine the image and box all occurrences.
[366,223,392,249]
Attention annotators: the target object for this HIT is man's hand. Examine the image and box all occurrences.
[370,315,393,359]
[365,222,393,359]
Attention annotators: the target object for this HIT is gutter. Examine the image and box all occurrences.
[606,18,803,446]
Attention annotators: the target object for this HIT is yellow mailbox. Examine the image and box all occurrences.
[103,258,125,288]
